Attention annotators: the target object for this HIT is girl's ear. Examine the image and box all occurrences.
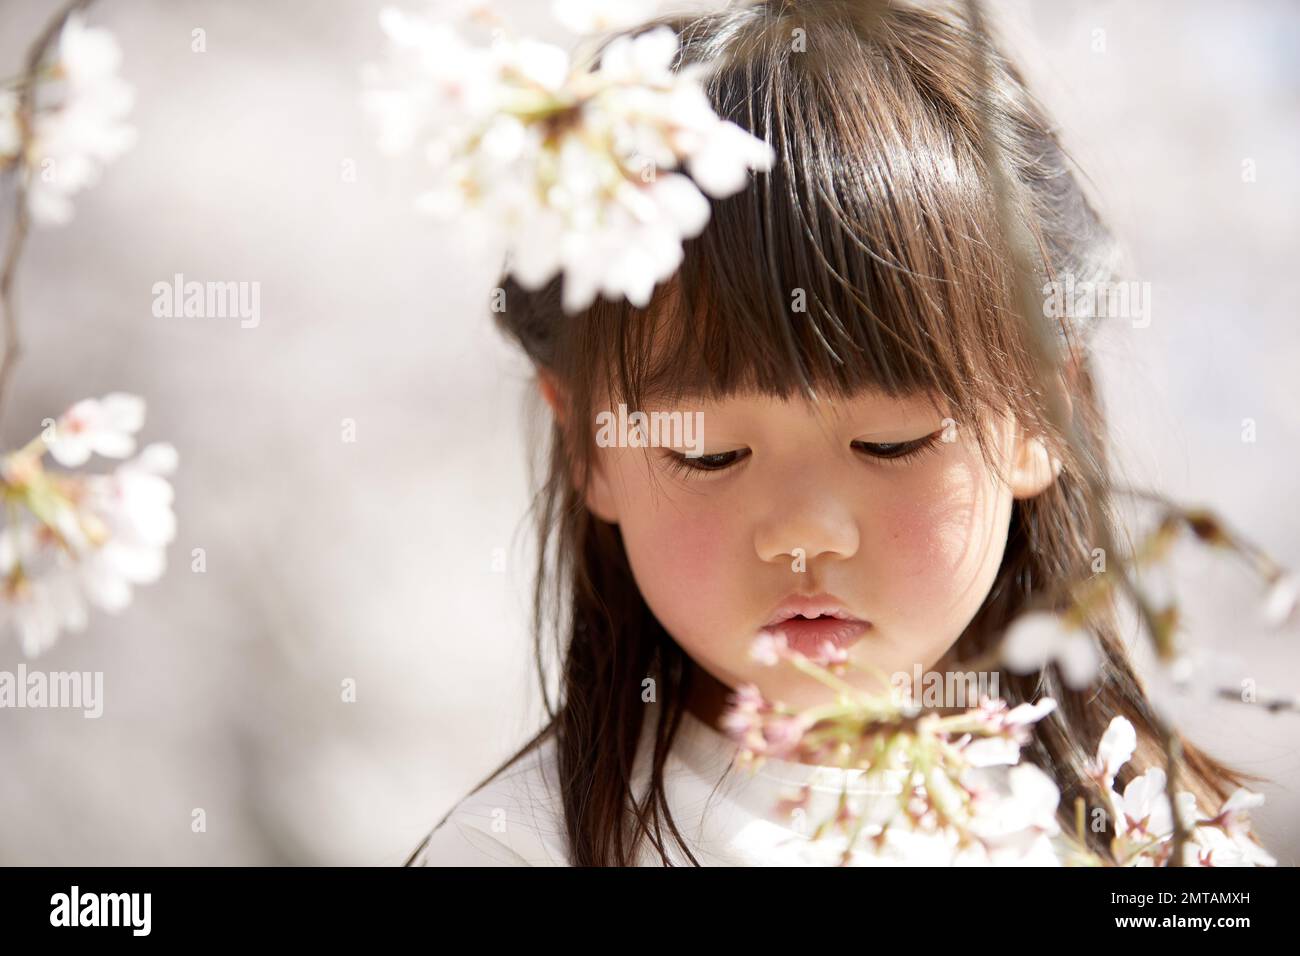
[1008,429,1061,500]
[1008,372,1072,500]
[583,458,621,524]
[537,371,621,524]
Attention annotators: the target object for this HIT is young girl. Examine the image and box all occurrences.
[407,0,1268,866]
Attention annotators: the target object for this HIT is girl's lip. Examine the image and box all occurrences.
[760,617,871,654]
[762,593,868,629]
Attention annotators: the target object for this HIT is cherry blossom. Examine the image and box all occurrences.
[364,10,775,313]
[44,392,146,468]
[24,13,137,226]
[1089,715,1274,866]
[551,0,665,35]
[1,396,177,656]
[1001,609,1101,688]
[748,631,790,666]
[76,442,179,611]
[723,673,1066,863]
[954,696,1058,767]
[1091,713,1136,787]
[0,528,88,657]
[1262,571,1297,627]
[963,763,1063,863]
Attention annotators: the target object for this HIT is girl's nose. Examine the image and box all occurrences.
[753,492,861,566]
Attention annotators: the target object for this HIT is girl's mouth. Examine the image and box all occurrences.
[760,614,871,655]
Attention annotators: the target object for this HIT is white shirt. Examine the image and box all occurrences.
[408,699,1066,866]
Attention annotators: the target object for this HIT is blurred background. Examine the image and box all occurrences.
[0,0,1295,865]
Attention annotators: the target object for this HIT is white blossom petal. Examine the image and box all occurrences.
[1000,610,1064,673]
[1262,573,1297,627]
[1059,631,1102,688]
[1096,715,1137,786]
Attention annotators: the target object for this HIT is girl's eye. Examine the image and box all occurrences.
[661,429,945,478]
[662,448,750,476]
[852,429,945,463]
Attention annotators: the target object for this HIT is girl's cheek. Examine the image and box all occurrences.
[624,486,732,588]
[616,477,741,641]
[875,462,1008,609]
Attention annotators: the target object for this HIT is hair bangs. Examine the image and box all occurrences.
[585,3,1033,467]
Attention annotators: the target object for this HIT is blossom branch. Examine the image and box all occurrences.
[1215,687,1300,715]
[0,3,166,658]
[0,0,96,428]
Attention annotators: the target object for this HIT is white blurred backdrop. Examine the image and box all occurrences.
[0,0,1295,865]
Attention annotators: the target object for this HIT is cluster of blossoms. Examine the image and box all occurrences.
[1091,716,1275,866]
[724,633,1274,866]
[362,1,775,312]
[1,10,166,658]
[0,394,177,657]
[726,633,1066,865]
[0,12,136,226]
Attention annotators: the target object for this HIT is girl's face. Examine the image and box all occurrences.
[578,386,1059,713]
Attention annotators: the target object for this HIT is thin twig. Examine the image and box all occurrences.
[0,0,96,435]
[1216,687,1300,715]
[1109,482,1289,583]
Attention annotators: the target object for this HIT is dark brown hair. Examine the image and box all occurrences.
[409,0,1264,867]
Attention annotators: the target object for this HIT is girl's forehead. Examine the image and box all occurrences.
[636,384,951,421]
